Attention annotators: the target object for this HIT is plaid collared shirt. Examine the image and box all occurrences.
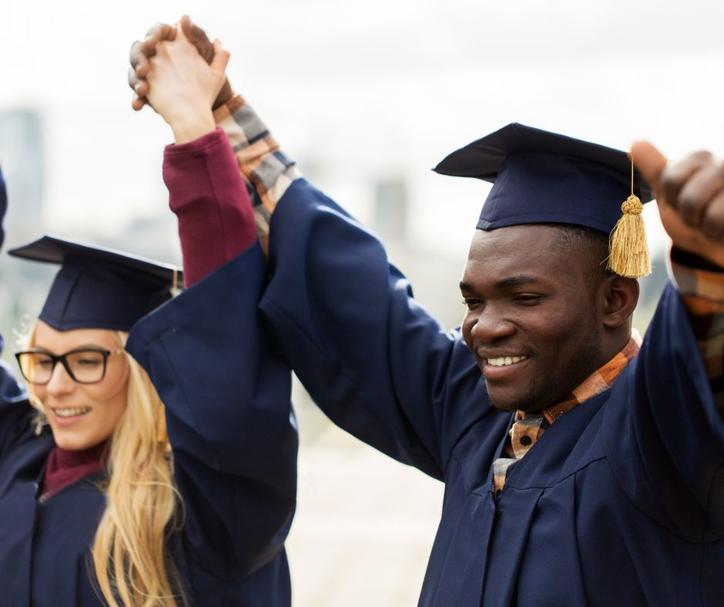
[670,251,724,410]
[492,336,641,495]
[215,98,724,486]
[213,95,301,254]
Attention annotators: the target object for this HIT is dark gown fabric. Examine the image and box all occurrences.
[257,178,724,606]
[0,244,297,606]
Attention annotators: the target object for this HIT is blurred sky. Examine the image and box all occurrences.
[1,3,722,603]
[1,0,723,262]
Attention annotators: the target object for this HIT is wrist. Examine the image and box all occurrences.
[212,80,234,111]
[169,111,216,144]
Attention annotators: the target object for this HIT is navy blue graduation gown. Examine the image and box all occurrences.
[258,178,724,606]
[0,244,297,606]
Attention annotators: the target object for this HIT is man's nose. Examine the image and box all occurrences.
[470,305,516,343]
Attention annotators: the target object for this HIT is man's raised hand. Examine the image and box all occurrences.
[633,141,724,268]
[142,23,230,144]
[129,16,233,112]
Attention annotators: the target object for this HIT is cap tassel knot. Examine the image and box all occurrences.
[606,159,651,278]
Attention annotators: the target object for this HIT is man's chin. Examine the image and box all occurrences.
[487,392,523,412]
[486,383,546,413]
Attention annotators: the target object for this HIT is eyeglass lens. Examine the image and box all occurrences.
[18,350,108,384]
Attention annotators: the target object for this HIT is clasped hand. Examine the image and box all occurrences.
[128,15,230,144]
[634,142,724,268]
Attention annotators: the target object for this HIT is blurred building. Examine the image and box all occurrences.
[0,109,45,246]
[0,109,54,350]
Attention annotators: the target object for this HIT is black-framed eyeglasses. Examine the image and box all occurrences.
[15,348,124,385]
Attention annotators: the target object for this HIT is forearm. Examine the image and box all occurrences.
[670,247,724,410]
[163,128,256,286]
[126,245,297,575]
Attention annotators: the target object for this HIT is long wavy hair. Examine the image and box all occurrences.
[26,326,184,606]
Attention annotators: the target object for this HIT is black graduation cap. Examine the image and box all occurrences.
[434,122,654,232]
[0,168,7,250]
[8,236,182,331]
[433,123,655,277]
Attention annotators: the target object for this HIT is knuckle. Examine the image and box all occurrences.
[702,200,724,239]
[145,22,161,37]
[691,149,714,163]
[660,168,683,201]
[678,185,709,225]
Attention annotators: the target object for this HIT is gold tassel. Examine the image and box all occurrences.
[606,158,651,278]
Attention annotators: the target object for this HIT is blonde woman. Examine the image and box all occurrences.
[0,32,296,607]
[1,233,295,606]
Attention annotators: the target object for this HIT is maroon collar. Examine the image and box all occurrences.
[41,440,108,501]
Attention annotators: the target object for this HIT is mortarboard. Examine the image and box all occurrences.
[434,123,654,277]
[8,236,182,331]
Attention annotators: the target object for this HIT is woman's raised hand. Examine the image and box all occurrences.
[131,16,230,143]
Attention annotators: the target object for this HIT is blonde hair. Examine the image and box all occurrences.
[27,326,184,606]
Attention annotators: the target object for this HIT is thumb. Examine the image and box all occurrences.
[174,15,190,42]
[630,140,667,197]
[178,15,193,42]
[210,40,230,72]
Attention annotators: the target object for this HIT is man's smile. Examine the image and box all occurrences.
[484,355,528,367]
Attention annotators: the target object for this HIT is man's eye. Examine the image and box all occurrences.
[513,294,543,304]
[462,298,482,310]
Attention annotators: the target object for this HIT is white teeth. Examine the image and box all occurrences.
[53,407,91,418]
[486,356,526,367]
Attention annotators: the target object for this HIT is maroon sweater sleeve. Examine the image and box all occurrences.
[163,128,256,287]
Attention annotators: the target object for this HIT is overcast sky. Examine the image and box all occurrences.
[1,0,722,260]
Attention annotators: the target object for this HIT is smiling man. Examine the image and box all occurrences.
[131,23,724,606]
[459,220,620,414]
[245,122,723,605]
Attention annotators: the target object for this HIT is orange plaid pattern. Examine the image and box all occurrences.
[214,95,301,254]
[671,252,724,409]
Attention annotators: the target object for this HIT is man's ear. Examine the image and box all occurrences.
[600,275,639,329]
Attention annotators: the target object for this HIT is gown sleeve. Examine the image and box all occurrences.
[0,358,31,461]
[260,179,490,480]
[211,95,493,480]
[125,130,297,582]
[162,128,257,286]
[604,252,724,541]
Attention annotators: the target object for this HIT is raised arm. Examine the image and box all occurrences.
[140,18,257,285]
[634,143,724,412]
[129,19,496,480]
[602,144,724,539]
[128,25,297,593]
